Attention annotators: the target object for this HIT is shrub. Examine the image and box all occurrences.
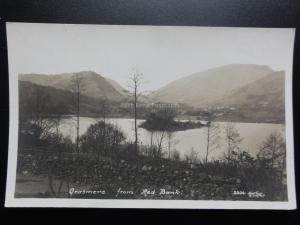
[79,121,125,157]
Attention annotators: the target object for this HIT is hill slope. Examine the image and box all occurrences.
[19,81,103,115]
[212,71,285,109]
[105,77,130,96]
[19,71,125,102]
[150,64,274,107]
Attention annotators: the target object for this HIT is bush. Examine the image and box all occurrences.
[79,121,125,157]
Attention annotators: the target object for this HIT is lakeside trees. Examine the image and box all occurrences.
[257,131,286,168]
[18,83,65,149]
[257,131,286,184]
[16,75,288,201]
[17,107,288,201]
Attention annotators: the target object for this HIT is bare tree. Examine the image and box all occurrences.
[70,74,85,154]
[150,130,154,148]
[17,84,55,149]
[51,116,63,151]
[166,131,174,159]
[155,130,166,158]
[258,131,286,168]
[204,121,220,163]
[128,69,143,156]
[224,123,243,163]
[31,85,54,146]
[185,148,199,165]
[97,96,110,156]
[166,130,179,160]
[171,149,181,161]
[99,97,109,123]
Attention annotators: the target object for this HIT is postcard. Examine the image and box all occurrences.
[5,23,296,209]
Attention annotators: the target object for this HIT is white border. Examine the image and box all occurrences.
[4,23,297,209]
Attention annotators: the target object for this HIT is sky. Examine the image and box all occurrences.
[6,23,295,92]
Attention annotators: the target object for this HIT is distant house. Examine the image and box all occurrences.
[149,102,180,112]
[120,102,133,108]
[120,101,180,113]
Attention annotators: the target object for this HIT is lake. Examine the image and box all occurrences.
[58,117,285,161]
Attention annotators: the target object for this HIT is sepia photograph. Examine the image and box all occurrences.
[5,23,296,209]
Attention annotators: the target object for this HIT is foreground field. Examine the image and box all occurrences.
[15,151,287,201]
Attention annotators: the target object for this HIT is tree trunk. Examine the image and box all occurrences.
[227,138,231,163]
[48,175,56,197]
[168,143,171,159]
[134,86,138,156]
[205,126,210,164]
[76,89,80,154]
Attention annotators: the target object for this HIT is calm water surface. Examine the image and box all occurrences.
[59,117,285,160]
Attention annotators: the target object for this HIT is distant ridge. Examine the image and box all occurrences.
[150,64,275,107]
[19,71,126,102]
[211,70,285,108]
[105,77,130,96]
[18,65,285,121]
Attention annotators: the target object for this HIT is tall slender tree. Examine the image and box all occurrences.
[224,123,243,163]
[128,70,142,156]
[204,121,220,163]
[70,74,85,154]
[166,130,174,159]
[99,96,109,156]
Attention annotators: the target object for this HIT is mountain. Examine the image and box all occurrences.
[19,81,103,115]
[150,64,274,107]
[105,77,130,96]
[19,71,126,102]
[212,71,285,108]
[18,65,285,123]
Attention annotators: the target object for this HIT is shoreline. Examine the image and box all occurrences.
[58,114,285,125]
